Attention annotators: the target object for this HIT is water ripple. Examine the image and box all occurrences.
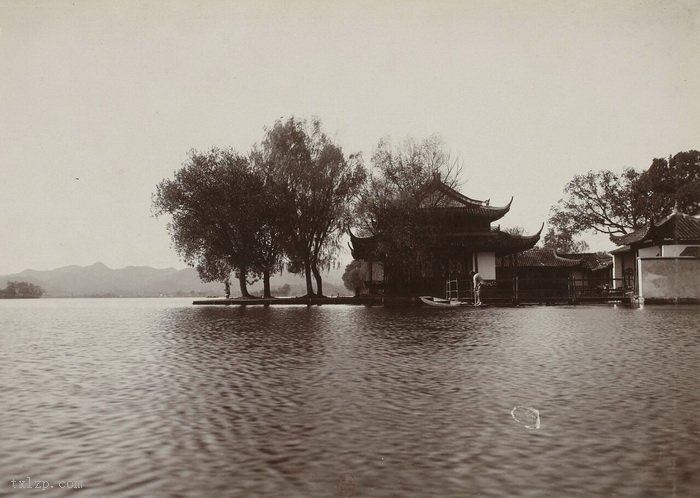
[1,299,699,496]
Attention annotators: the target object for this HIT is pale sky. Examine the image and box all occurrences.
[1,0,698,274]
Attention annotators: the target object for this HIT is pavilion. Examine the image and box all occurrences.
[349,178,541,296]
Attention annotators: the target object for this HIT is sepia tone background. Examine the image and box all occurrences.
[1,0,698,274]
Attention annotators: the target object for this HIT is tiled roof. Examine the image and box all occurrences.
[425,204,512,221]
[421,178,513,221]
[499,248,580,268]
[558,252,613,271]
[498,249,612,271]
[349,226,543,260]
[611,212,700,246]
[439,228,542,256]
[610,226,650,246]
[672,213,700,240]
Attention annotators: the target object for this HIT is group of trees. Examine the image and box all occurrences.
[354,135,463,290]
[0,281,44,298]
[153,118,365,297]
[155,116,697,296]
[339,136,464,295]
[154,124,464,298]
[546,150,700,251]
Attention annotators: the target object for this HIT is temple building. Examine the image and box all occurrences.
[349,178,541,296]
[609,210,700,303]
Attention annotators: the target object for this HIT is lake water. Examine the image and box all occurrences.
[1,298,699,497]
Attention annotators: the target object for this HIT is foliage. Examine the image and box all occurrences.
[256,117,366,296]
[342,260,367,296]
[245,163,287,297]
[549,150,700,239]
[153,147,284,297]
[634,150,700,218]
[507,224,589,254]
[502,226,525,236]
[356,135,462,290]
[0,281,44,298]
[274,283,291,297]
[548,168,645,236]
[541,227,590,253]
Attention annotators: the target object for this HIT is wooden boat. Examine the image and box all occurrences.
[419,296,465,307]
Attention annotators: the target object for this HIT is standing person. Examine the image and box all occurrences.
[224,279,231,299]
[470,270,483,306]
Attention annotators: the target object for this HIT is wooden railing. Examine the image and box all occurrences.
[446,277,630,304]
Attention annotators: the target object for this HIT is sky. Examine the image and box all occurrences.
[0,0,698,274]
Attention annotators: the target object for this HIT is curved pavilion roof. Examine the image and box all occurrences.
[349,224,543,260]
[349,177,540,259]
[421,178,513,222]
[436,224,543,257]
[348,231,379,260]
[610,211,700,247]
[498,248,613,271]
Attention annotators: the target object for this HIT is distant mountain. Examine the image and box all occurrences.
[0,263,347,298]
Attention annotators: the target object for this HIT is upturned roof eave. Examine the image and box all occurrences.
[610,211,700,247]
[431,180,514,213]
[348,225,542,259]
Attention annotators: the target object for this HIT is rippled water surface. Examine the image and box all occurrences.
[1,298,699,497]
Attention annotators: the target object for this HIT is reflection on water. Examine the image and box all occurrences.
[1,299,699,496]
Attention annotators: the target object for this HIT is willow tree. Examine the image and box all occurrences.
[250,172,286,297]
[153,147,284,297]
[256,118,366,296]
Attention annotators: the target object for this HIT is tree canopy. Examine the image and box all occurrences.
[153,147,284,297]
[634,150,700,218]
[341,259,366,297]
[153,117,365,298]
[356,135,462,292]
[549,168,644,236]
[548,150,700,239]
[541,226,590,253]
[0,281,44,298]
[255,118,366,296]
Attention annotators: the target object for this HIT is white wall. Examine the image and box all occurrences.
[613,254,623,282]
[662,244,700,257]
[476,252,496,280]
[638,246,660,258]
[612,252,634,289]
[638,257,700,301]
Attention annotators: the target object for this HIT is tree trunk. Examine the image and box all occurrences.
[263,269,271,298]
[303,259,315,297]
[312,264,324,297]
[238,271,251,298]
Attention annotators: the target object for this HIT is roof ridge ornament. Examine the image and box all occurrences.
[535,222,544,236]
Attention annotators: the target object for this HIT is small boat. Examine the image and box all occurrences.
[419,296,466,307]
